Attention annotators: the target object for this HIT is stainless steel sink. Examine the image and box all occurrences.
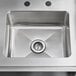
[4,11,71,58]
[0,0,76,72]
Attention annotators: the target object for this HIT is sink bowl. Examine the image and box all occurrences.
[4,11,71,58]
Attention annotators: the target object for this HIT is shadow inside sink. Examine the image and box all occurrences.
[4,11,71,58]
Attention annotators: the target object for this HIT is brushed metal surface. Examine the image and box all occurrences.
[4,11,71,58]
[0,0,76,71]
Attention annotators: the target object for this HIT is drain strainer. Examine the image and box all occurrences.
[30,39,46,54]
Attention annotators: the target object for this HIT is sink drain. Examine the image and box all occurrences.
[30,39,46,54]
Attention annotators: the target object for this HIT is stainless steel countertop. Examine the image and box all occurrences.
[0,0,76,71]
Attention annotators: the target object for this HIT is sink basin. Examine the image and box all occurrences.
[4,11,71,58]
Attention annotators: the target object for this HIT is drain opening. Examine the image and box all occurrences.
[30,39,46,54]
